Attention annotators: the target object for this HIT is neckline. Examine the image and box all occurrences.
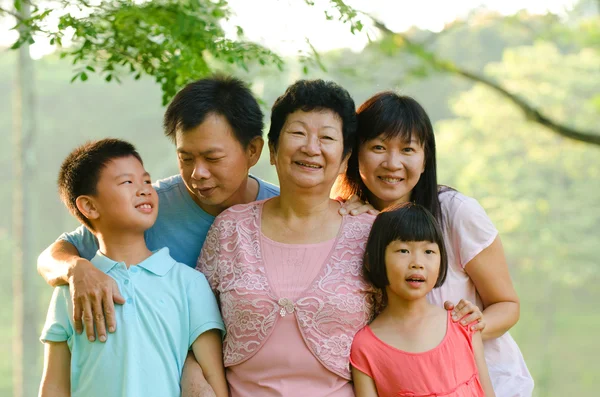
[257,199,347,302]
[366,310,451,356]
[261,232,336,248]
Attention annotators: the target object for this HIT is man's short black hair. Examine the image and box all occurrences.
[163,75,264,147]
[268,79,357,158]
[363,202,448,305]
[57,138,143,230]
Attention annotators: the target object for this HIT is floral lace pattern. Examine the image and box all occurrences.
[197,201,377,379]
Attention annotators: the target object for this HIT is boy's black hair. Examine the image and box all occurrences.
[268,79,357,158]
[363,202,448,303]
[57,138,143,230]
[336,92,442,223]
[163,74,264,147]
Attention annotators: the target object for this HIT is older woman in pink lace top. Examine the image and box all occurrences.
[197,80,378,397]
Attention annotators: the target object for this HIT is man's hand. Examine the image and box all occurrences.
[444,299,486,332]
[338,195,379,216]
[68,259,125,342]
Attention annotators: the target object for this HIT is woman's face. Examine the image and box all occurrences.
[358,134,426,210]
[270,110,348,192]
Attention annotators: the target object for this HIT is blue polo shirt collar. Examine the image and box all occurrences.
[91,248,176,276]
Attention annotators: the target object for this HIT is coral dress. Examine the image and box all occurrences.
[350,311,485,397]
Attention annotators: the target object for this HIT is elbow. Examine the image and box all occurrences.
[511,299,520,327]
[37,248,50,281]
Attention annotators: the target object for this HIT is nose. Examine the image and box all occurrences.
[409,255,425,270]
[383,151,404,170]
[191,160,211,180]
[302,134,321,156]
[138,183,153,196]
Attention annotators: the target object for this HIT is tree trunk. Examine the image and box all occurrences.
[12,1,38,396]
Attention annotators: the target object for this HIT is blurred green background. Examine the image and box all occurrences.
[1,0,599,396]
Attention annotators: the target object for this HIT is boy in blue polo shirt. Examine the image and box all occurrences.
[38,139,228,397]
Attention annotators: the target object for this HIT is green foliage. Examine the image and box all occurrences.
[7,0,285,104]
[435,42,600,396]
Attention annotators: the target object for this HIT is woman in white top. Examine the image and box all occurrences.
[334,92,534,396]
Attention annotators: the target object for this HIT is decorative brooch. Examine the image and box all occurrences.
[278,298,295,317]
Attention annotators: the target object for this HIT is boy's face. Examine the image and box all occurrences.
[88,156,158,233]
[175,113,261,216]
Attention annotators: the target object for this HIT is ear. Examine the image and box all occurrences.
[269,142,277,166]
[245,136,264,168]
[338,150,351,175]
[75,196,100,221]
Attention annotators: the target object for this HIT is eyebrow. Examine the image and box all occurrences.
[114,172,151,180]
[177,148,224,156]
[287,120,340,130]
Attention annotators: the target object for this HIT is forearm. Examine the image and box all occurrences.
[39,383,71,397]
[191,330,228,397]
[202,369,228,397]
[38,241,82,287]
[481,301,519,340]
[181,352,215,397]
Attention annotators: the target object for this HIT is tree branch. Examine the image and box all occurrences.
[0,6,23,20]
[370,17,600,146]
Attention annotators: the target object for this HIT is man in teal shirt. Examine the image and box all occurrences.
[38,75,279,343]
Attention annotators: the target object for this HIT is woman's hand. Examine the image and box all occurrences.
[338,195,379,216]
[444,299,486,332]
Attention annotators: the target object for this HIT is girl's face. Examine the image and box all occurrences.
[358,134,426,211]
[384,239,441,301]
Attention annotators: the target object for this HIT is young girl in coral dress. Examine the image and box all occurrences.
[350,203,495,397]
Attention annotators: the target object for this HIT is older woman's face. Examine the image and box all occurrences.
[270,110,347,191]
[358,134,425,210]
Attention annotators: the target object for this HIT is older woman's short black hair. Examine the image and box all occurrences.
[363,202,448,304]
[268,79,357,158]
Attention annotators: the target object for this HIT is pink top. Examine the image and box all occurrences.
[227,236,354,396]
[350,311,484,397]
[427,191,533,397]
[197,200,378,381]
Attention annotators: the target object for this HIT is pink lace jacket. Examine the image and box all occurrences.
[196,200,378,379]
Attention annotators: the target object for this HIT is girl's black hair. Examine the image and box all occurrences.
[363,202,448,304]
[334,92,443,223]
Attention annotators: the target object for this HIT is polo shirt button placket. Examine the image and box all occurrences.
[124,266,139,310]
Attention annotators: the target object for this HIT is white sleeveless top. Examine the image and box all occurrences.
[427,190,534,397]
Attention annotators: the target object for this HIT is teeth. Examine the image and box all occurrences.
[138,204,151,209]
[297,162,321,168]
[380,177,402,183]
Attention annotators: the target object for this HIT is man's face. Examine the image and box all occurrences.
[176,113,262,216]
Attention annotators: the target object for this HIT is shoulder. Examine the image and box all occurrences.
[342,212,376,240]
[439,189,491,224]
[214,200,262,224]
[438,189,473,214]
[153,174,184,195]
[352,326,373,349]
[350,327,377,368]
[207,201,263,243]
[252,175,280,199]
[54,285,71,302]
